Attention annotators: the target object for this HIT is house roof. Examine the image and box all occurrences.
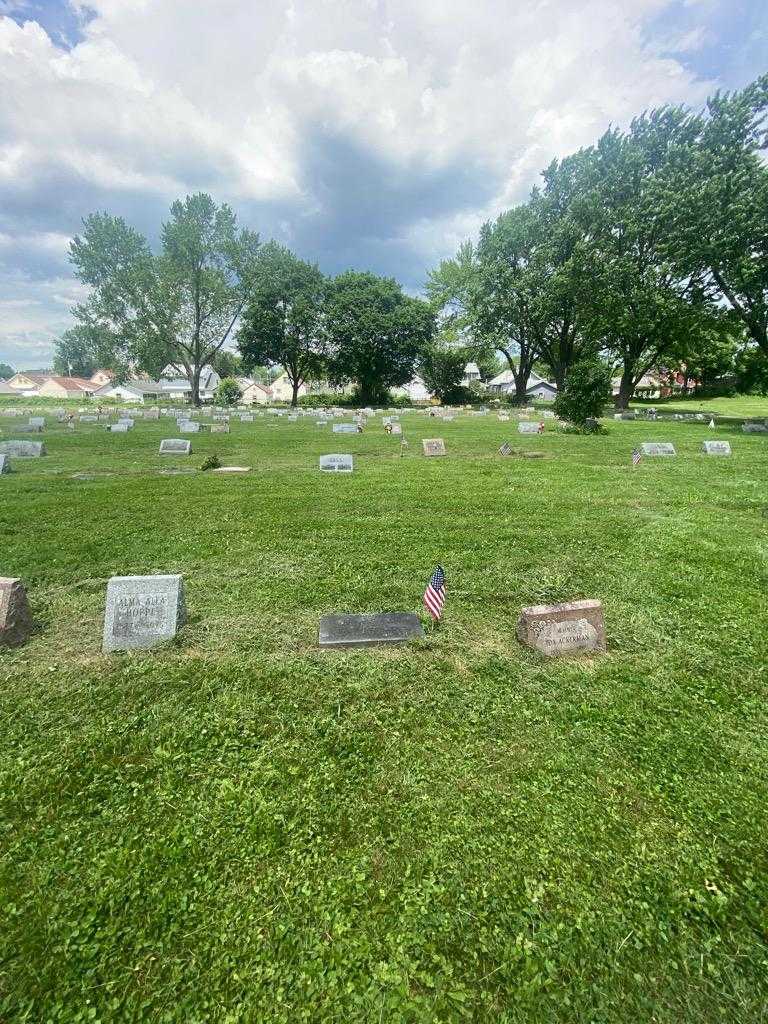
[43,376,94,391]
[488,368,546,387]
[464,362,480,375]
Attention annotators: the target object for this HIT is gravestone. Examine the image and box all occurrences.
[518,422,540,434]
[0,577,34,648]
[517,599,605,657]
[543,410,556,419]
[79,415,97,423]
[159,439,192,455]
[179,422,200,433]
[316,420,328,426]
[333,423,358,434]
[422,438,446,457]
[28,417,45,428]
[498,414,510,422]
[702,440,732,456]
[117,418,134,428]
[108,424,130,433]
[210,424,230,433]
[319,454,354,472]
[102,574,187,653]
[742,422,768,434]
[0,454,9,474]
[391,423,402,435]
[240,415,254,423]
[0,440,45,458]
[318,612,424,649]
[211,466,251,473]
[16,424,42,433]
[621,412,636,420]
[640,442,676,456]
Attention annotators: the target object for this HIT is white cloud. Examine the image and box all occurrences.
[0,0,728,365]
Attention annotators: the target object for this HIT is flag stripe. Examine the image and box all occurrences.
[423,565,446,621]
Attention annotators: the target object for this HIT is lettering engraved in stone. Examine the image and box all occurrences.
[113,593,168,638]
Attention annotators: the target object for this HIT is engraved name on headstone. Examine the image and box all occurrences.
[640,442,676,456]
[332,423,358,434]
[517,599,606,657]
[0,440,45,458]
[518,422,540,434]
[422,438,447,457]
[318,612,424,649]
[319,454,354,472]
[159,439,192,455]
[702,440,732,456]
[103,575,187,653]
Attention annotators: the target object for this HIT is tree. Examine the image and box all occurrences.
[237,242,327,407]
[212,350,242,379]
[325,271,435,405]
[0,362,14,380]
[214,378,242,406]
[69,193,260,405]
[553,358,612,428]
[661,74,768,358]
[420,337,469,403]
[52,326,99,378]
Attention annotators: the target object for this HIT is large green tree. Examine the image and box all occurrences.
[69,193,260,405]
[52,326,99,378]
[0,362,15,380]
[661,74,768,358]
[237,242,327,406]
[325,271,435,405]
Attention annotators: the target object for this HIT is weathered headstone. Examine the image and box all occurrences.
[498,414,510,422]
[0,440,45,458]
[0,455,9,474]
[103,574,187,653]
[210,424,230,433]
[179,421,200,433]
[211,466,251,473]
[518,422,540,434]
[240,415,254,423]
[108,423,130,433]
[318,612,424,649]
[332,423,358,434]
[391,423,403,435]
[16,424,43,433]
[79,415,98,423]
[517,599,606,657]
[742,422,768,434]
[28,417,45,428]
[159,439,192,455]
[702,440,732,456]
[422,438,446,457]
[319,454,354,472]
[640,442,676,456]
[0,578,34,647]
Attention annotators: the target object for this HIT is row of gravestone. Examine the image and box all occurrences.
[0,574,607,659]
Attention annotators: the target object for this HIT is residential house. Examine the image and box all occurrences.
[92,380,164,403]
[237,378,272,406]
[89,369,115,388]
[487,368,558,400]
[269,372,307,403]
[0,381,15,395]
[160,364,221,401]
[392,376,433,402]
[38,376,96,399]
[461,362,482,387]
[5,372,49,395]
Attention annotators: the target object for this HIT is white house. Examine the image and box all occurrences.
[269,372,307,403]
[38,376,96,399]
[160,365,221,401]
[237,378,272,405]
[487,368,558,400]
[392,376,433,402]
[92,380,163,403]
[461,362,482,387]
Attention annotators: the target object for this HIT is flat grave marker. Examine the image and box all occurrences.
[333,423,358,434]
[318,612,424,649]
[742,422,768,434]
[0,440,45,458]
[422,438,447,457]
[319,454,354,472]
[518,422,541,434]
[640,442,676,456]
[517,599,606,657]
[702,440,732,456]
[159,439,192,455]
[103,574,187,653]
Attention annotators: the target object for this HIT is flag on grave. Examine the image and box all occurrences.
[709,418,715,429]
[632,447,642,468]
[424,565,446,621]
[499,440,512,456]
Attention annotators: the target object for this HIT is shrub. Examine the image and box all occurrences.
[214,379,242,406]
[200,453,222,471]
[554,360,612,427]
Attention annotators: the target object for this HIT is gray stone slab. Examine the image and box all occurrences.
[117,418,134,428]
[517,599,606,657]
[518,422,542,434]
[0,440,45,458]
[319,612,424,649]
[702,440,731,456]
[159,439,192,455]
[79,415,98,423]
[319,454,353,472]
[640,442,676,456]
[103,574,187,653]
[178,421,200,433]
[0,577,34,648]
[108,424,131,433]
[28,417,45,428]
[332,423,358,434]
[210,424,230,433]
[16,424,43,433]
[742,422,768,434]
[0,454,9,474]
[422,438,446,456]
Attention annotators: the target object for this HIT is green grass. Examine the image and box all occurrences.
[1,405,767,1023]
[629,394,768,419]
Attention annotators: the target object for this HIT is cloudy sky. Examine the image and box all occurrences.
[0,0,765,369]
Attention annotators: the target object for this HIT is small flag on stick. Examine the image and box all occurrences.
[632,447,642,468]
[709,418,715,429]
[499,440,512,456]
[423,565,446,621]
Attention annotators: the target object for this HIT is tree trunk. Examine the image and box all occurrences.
[191,365,202,407]
[511,365,532,405]
[614,367,635,410]
[291,377,301,407]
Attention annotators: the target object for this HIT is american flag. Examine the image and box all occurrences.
[632,447,642,467]
[424,565,446,621]
[499,440,512,456]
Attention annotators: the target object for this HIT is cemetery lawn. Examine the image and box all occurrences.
[630,394,768,419]
[2,409,768,1024]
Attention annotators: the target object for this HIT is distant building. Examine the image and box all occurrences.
[38,376,96,399]
[392,376,433,402]
[487,368,558,400]
[160,364,221,400]
[0,381,15,394]
[461,362,482,387]
[237,379,272,406]
[89,369,115,388]
[269,372,307,403]
[92,381,164,403]
[5,372,49,394]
